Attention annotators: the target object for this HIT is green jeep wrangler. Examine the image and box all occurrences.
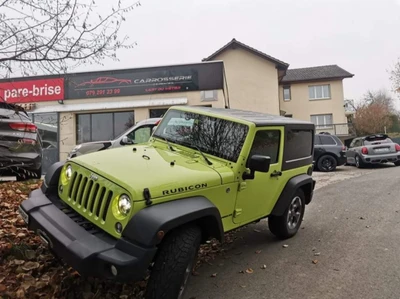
[19,106,316,299]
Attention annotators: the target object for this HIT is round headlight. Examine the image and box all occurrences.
[118,194,131,216]
[65,165,72,179]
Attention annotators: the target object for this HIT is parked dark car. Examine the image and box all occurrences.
[346,134,400,168]
[68,117,162,158]
[0,102,42,180]
[313,132,347,172]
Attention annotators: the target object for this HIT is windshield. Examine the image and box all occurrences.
[153,109,249,162]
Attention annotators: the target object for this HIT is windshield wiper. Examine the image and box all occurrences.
[164,137,175,151]
[192,144,212,165]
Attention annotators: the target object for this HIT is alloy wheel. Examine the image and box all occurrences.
[321,157,334,171]
[287,196,303,230]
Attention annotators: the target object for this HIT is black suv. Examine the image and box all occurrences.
[313,132,346,172]
[0,102,43,180]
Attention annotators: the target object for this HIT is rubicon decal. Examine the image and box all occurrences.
[162,183,208,195]
[0,78,64,103]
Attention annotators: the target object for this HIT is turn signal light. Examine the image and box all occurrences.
[361,147,368,155]
[395,144,400,152]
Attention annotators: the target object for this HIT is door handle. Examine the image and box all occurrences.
[270,170,282,177]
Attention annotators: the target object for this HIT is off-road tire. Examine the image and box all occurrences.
[317,155,337,172]
[144,224,202,299]
[394,161,400,166]
[268,189,306,240]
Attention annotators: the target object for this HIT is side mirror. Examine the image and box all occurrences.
[243,155,271,180]
[121,136,133,145]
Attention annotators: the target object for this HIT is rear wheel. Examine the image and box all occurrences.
[317,155,337,172]
[268,189,305,239]
[145,225,202,299]
[355,155,365,168]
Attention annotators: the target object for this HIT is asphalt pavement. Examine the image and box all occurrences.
[184,165,400,299]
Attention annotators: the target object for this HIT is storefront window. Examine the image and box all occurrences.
[76,111,135,144]
[149,108,168,118]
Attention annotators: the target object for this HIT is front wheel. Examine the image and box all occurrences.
[268,189,305,239]
[394,161,400,166]
[145,225,202,299]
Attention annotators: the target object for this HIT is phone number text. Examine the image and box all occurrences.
[85,88,121,96]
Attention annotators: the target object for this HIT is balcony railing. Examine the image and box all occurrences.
[315,123,356,137]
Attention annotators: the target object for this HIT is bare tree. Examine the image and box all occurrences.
[0,0,141,79]
[0,0,141,180]
[352,89,397,136]
[390,59,400,96]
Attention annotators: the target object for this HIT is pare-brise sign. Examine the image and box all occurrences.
[0,78,64,103]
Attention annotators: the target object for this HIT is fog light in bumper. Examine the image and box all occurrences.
[115,222,123,234]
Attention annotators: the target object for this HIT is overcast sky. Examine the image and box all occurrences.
[77,0,400,106]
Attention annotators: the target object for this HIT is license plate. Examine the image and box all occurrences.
[375,148,389,153]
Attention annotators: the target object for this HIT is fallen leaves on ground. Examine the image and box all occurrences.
[0,180,241,298]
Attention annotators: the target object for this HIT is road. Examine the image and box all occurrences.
[184,165,400,299]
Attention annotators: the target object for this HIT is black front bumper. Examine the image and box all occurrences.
[19,188,157,282]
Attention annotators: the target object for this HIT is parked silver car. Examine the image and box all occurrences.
[346,134,400,168]
[68,117,162,158]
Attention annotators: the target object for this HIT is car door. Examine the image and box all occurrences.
[313,135,324,163]
[233,127,283,225]
[346,138,360,163]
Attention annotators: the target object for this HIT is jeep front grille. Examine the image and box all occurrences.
[67,171,114,222]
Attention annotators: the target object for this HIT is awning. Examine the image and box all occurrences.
[31,97,188,114]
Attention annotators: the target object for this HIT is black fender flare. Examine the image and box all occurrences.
[270,174,316,216]
[40,161,66,196]
[122,196,224,246]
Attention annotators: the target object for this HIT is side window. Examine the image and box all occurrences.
[249,130,281,164]
[127,126,152,144]
[351,139,362,147]
[349,139,357,148]
[314,135,322,145]
[320,135,336,145]
[285,129,313,161]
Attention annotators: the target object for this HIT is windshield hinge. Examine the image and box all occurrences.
[143,188,152,206]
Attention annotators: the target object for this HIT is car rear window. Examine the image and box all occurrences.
[0,108,30,121]
[364,138,393,145]
[320,135,336,145]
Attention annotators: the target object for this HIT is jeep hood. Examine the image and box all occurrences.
[73,140,113,156]
[69,144,230,201]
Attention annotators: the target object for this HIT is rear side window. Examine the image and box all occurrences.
[320,135,336,145]
[0,108,30,121]
[314,135,322,145]
[249,130,281,164]
[286,129,313,161]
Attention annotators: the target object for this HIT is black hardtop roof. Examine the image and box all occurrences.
[174,106,314,127]
[361,134,389,140]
